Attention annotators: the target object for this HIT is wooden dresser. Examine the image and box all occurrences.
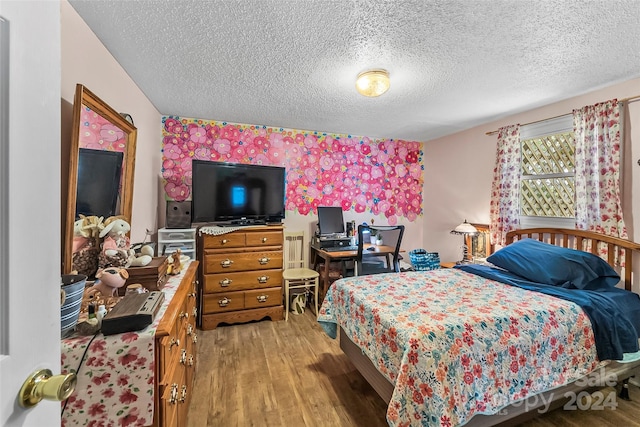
[197,225,284,329]
[61,261,199,427]
[155,261,199,426]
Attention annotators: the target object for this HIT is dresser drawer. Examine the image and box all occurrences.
[158,318,181,383]
[204,250,283,274]
[245,230,283,247]
[159,361,183,427]
[244,287,282,309]
[202,269,283,293]
[203,233,246,249]
[202,290,246,313]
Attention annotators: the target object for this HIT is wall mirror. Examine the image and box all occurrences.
[62,84,137,274]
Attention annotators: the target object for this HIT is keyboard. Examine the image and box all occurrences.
[323,245,358,252]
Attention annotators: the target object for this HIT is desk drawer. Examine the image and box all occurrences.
[204,251,283,274]
[202,269,282,292]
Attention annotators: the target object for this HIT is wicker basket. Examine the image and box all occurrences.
[409,249,440,271]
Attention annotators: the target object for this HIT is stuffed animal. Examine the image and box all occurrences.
[72,215,104,277]
[98,216,152,268]
[90,267,129,297]
[167,248,183,275]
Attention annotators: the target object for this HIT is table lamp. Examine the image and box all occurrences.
[450,220,478,264]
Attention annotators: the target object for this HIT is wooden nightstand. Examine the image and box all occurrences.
[440,262,458,268]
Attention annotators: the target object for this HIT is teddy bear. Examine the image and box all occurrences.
[98,216,152,269]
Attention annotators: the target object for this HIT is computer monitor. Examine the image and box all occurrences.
[317,206,345,236]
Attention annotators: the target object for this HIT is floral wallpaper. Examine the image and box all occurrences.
[79,105,127,152]
[161,116,424,224]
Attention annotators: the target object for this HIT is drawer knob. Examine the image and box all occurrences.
[257,275,269,283]
[187,324,193,335]
[218,297,231,307]
[221,259,233,268]
[179,385,187,403]
[219,278,232,287]
[188,354,194,366]
[188,292,196,298]
[179,311,189,320]
[257,295,268,303]
[169,338,180,349]
[192,306,198,317]
[262,237,268,243]
[221,238,229,245]
[169,383,178,404]
[192,333,198,344]
[180,349,187,365]
[257,257,270,265]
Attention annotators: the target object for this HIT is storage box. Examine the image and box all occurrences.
[124,256,169,294]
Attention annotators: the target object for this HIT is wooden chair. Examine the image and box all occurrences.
[283,231,319,321]
[355,225,405,276]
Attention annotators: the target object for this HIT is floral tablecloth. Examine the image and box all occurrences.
[61,263,192,427]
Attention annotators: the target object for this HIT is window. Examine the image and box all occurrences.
[519,115,575,228]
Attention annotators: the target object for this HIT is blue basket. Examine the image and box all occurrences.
[409,249,440,271]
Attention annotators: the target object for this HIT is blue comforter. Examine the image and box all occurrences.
[457,264,640,361]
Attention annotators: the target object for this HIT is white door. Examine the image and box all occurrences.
[0,2,63,425]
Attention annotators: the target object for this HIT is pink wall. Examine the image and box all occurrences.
[425,78,640,263]
[161,117,424,224]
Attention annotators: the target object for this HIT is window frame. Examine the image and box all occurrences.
[518,115,575,228]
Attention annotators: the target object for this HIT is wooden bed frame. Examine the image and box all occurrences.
[339,228,640,426]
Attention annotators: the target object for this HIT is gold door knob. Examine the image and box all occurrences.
[19,369,77,408]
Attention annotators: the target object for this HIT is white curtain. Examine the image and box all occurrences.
[489,125,521,246]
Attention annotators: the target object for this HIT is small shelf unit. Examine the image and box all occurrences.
[158,227,197,259]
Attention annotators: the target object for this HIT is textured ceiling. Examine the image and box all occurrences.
[68,0,640,142]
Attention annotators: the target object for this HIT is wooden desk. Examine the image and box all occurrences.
[310,243,397,299]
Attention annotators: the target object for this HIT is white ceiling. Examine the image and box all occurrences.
[68,0,640,142]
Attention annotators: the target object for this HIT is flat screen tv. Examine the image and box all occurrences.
[75,148,124,219]
[191,160,286,225]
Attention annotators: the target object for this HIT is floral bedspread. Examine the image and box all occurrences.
[318,269,600,427]
[61,263,192,427]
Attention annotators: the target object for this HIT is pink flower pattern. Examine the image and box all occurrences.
[489,125,521,245]
[161,117,424,223]
[61,267,193,426]
[574,99,628,261]
[318,269,599,427]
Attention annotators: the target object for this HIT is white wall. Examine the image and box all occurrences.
[61,0,161,243]
[424,78,640,263]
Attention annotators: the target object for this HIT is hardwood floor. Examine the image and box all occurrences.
[187,310,640,427]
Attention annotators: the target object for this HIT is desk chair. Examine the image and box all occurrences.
[355,225,405,276]
[283,231,319,321]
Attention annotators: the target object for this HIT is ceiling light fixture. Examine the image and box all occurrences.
[355,69,390,97]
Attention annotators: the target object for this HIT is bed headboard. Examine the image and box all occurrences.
[505,228,640,291]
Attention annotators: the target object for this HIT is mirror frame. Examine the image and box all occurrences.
[63,84,137,274]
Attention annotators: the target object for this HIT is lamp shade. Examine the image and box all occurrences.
[451,220,478,235]
[356,69,390,97]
